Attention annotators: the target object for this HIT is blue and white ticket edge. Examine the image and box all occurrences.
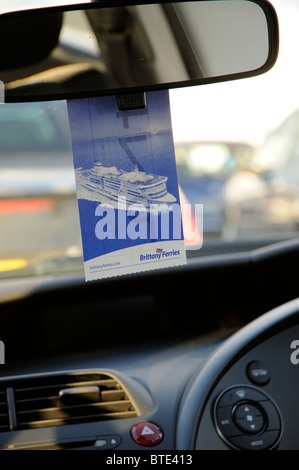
[84,239,186,281]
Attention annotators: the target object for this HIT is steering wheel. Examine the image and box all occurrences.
[177,298,299,450]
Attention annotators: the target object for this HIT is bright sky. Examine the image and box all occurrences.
[170,0,299,147]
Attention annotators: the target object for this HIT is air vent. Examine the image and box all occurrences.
[0,372,138,431]
[0,389,9,433]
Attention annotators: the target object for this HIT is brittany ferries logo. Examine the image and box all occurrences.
[140,248,181,261]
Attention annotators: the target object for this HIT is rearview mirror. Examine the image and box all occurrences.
[0,0,279,102]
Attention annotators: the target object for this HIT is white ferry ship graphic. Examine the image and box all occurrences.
[75,162,177,209]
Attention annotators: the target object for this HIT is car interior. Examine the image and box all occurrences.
[1,0,299,453]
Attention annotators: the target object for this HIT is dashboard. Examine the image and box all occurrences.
[1,239,299,450]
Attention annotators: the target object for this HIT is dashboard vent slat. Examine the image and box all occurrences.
[0,372,138,432]
[0,390,9,432]
[17,410,137,430]
[14,379,118,400]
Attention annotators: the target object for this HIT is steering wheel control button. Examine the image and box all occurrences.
[247,361,271,385]
[217,386,267,408]
[214,385,283,450]
[131,422,163,447]
[229,430,281,451]
[216,406,241,438]
[233,403,265,434]
[259,400,281,430]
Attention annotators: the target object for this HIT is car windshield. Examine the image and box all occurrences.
[0,0,297,279]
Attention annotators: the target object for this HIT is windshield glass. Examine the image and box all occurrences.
[172,0,299,245]
[0,0,297,279]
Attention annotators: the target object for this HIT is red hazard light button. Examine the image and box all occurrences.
[131,422,163,447]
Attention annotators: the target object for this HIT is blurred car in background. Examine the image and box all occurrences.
[175,140,254,238]
[226,108,299,239]
[0,101,82,276]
